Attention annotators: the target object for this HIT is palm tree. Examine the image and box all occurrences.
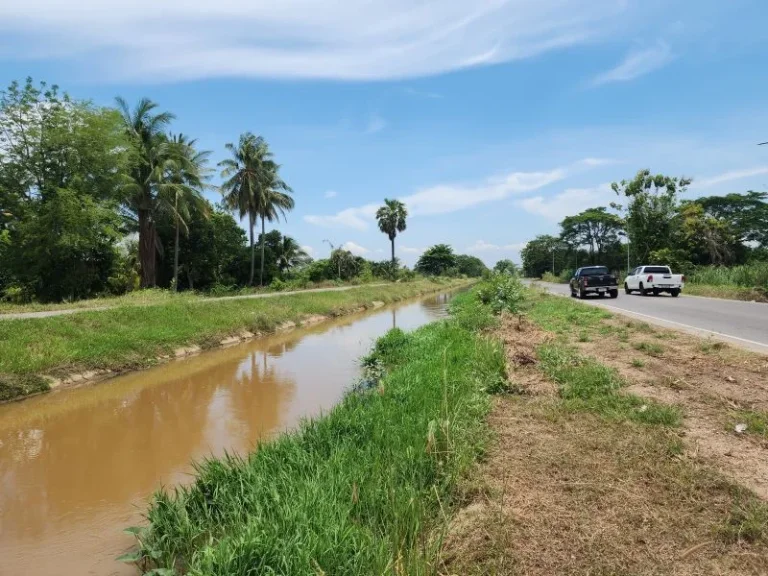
[376,199,408,268]
[256,163,294,286]
[163,134,211,290]
[116,97,175,288]
[219,133,269,285]
[275,235,310,275]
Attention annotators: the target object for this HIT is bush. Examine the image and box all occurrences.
[476,273,525,314]
[269,278,287,292]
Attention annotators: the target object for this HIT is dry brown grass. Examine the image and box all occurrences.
[442,397,768,575]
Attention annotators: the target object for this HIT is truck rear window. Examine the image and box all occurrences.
[581,267,609,276]
[644,266,671,274]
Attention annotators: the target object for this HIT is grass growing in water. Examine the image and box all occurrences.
[127,291,504,575]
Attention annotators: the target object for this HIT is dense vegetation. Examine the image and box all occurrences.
[0,79,496,305]
[521,169,768,293]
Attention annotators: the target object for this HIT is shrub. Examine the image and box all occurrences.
[476,273,525,314]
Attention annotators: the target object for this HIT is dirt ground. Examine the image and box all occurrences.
[442,308,768,575]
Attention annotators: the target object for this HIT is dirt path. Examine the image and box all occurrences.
[0,284,389,321]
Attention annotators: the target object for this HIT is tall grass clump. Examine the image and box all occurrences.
[689,263,768,289]
[127,296,504,575]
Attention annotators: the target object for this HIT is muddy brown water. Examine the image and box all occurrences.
[0,292,456,575]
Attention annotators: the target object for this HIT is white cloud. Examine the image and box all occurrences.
[365,114,387,134]
[0,1,632,81]
[304,158,608,229]
[301,245,316,257]
[341,241,369,255]
[324,190,338,199]
[304,204,378,230]
[466,240,527,252]
[591,41,674,86]
[695,167,768,188]
[517,183,615,221]
[400,245,423,254]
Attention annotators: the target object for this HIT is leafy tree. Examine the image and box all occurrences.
[520,235,566,277]
[375,199,408,268]
[611,170,691,264]
[256,163,294,285]
[455,254,488,277]
[493,259,517,275]
[116,97,176,287]
[559,207,624,264]
[5,189,121,301]
[675,202,740,265]
[415,244,457,276]
[329,248,361,280]
[694,191,768,247]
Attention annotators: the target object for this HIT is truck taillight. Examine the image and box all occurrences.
[582,278,588,286]
[647,275,653,282]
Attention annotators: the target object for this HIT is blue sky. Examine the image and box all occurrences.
[2,0,768,265]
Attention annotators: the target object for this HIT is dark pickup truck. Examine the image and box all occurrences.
[569,266,619,299]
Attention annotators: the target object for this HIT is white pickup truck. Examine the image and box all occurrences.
[624,265,686,297]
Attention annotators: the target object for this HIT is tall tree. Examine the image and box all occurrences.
[219,133,294,286]
[520,235,565,277]
[164,134,210,290]
[494,259,517,275]
[375,199,407,268]
[560,207,624,264]
[255,162,294,286]
[611,170,691,264]
[116,97,175,287]
[694,191,768,247]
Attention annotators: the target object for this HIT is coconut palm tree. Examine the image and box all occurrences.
[376,199,408,268]
[163,134,211,290]
[219,133,269,285]
[116,97,175,288]
[256,163,294,286]
[275,235,310,275]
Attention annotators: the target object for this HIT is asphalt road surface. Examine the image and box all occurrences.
[530,281,768,355]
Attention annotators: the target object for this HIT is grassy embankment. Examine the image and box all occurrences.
[125,275,768,575]
[0,279,468,402]
[540,262,768,302]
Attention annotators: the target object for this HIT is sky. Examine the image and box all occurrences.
[2,0,768,265]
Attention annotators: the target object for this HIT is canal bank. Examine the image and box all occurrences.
[0,289,470,575]
[0,279,471,402]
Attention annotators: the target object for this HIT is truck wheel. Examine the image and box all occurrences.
[609,289,619,299]
[624,283,632,294]
[598,292,606,298]
[640,282,650,296]
[570,287,576,298]
[671,289,680,298]
[579,288,587,299]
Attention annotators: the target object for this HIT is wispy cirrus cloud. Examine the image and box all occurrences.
[695,166,768,188]
[517,183,615,221]
[591,41,674,86]
[0,1,634,81]
[341,241,369,255]
[304,158,610,229]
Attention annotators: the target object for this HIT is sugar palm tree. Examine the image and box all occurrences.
[219,133,269,285]
[275,235,310,275]
[162,134,211,290]
[116,97,175,288]
[376,199,408,268]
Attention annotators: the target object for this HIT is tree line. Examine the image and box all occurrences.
[521,169,768,278]
[0,78,499,303]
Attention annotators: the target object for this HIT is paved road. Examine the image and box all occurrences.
[0,284,390,321]
[529,281,768,354]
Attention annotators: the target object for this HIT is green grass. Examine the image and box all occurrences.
[685,283,768,303]
[526,292,611,334]
[631,359,645,368]
[632,341,665,357]
[729,409,768,438]
[127,291,504,575]
[536,342,680,426]
[0,280,469,379]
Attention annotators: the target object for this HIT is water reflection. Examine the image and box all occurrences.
[0,292,455,576]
